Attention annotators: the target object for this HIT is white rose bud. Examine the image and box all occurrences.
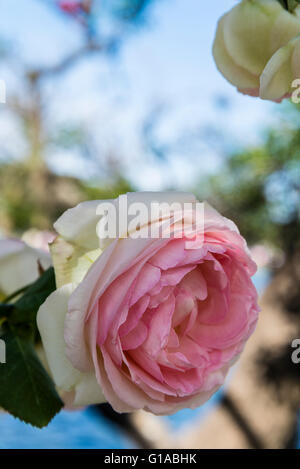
[260,34,300,101]
[213,0,300,101]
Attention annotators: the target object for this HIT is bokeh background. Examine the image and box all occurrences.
[0,0,299,449]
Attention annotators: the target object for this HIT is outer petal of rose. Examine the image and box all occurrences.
[73,372,106,407]
[260,36,300,101]
[213,14,259,90]
[54,192,196,249]
[54,200,106,251]
[50,236,102,288]
[101,347,152,411]
[37,285,83,389]
[53,191,196,289]
[0,239,51,295]
[37,285,106,406]
[100,344,227,415]
[96,260,146,345]
[203,202,239,234]
[143,366,229,416]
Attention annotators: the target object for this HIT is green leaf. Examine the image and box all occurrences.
[10,267,56,325]
[0,328,63,428]
[284,0,300,12]
[0,304,14,319]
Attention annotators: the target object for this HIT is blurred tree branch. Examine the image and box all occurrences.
[0,0,158,232]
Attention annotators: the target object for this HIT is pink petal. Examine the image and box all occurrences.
[176,336,210,368]
[197,286,229,325]
[121,322,148,351]
[125,357,177,397]
[158,350,194,371]
[143,294,175,357]
[119,295,150,337]
[128,348,164,382]
[101,347,149,410]
[148,285,174,309]
[181,268,208,301]
[189,294,252,349]
[161,367,203,396]
[97,261,143,345]
[172,292,195,327]
[167,328,180,349]
[179,305,198,335]
[160,264,196,287]
[150,239,186,270]
[130,263,161,306]
[201,253,228,290]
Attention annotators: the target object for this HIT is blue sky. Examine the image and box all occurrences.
[0,0,280,189]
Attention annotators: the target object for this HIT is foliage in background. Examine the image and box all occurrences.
[0,0,150,235]
[0,162,133,234]
[196,103,300,258]
[278,0,300,13]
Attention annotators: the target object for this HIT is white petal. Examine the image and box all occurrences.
[54,200,104,250]
[213,14,259,90]
[260,42,294,101]
[291,35,300,77]
[37,285,82,390]
[223,0,282,75]
[0,239,51,295]
[73,373,106,407]
[54,192,196,250]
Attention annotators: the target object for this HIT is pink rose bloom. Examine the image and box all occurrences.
[37,192,259,414]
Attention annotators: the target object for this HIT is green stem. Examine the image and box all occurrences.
[2,284,32,304]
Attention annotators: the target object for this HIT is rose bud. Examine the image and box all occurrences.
[213,0,300,101]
